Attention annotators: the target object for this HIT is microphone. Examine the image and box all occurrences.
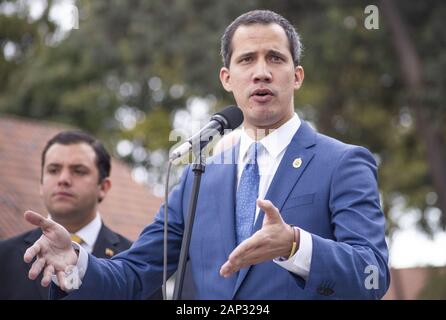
[169,105,243,161]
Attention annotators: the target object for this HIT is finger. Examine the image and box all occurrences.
[228,238,257,262]
[28,257,46,280]
[24,241,41,263]
[220,245,246,277]
[56,270,67,291]
[257,199,282,222]
[230,246,260,270]
[257,199,278,214]
[220,239,260,277]
[41,265,55,287]
[220,252,263,278]
[24,211,54,231]
[220,260,234,278]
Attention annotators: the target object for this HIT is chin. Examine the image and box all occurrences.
[48,205,77,218]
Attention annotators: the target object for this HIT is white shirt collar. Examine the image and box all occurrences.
[239,113,301,161]
[74,213,102,250]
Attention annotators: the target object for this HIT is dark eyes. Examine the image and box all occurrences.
[47,168,58,174]
[238,55,284,64]
[46,167,87,175]
[74,169,87,175]
[270,55,283,63]
[239,56,253,63]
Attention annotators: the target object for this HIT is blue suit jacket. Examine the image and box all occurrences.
[55,121,390,299]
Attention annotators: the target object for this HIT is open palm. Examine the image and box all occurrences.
[23,211,78,289]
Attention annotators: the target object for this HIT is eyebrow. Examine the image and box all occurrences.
[46,163,90,170]
[235,49,288,60]
[235,52,255,60]
[267,50,288,59]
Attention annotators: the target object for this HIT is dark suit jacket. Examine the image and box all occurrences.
[0,223,163,300]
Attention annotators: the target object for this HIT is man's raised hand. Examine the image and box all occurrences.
[23,211,78,290]
[220,199,296,278]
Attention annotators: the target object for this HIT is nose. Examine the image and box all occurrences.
[57,168,72,187]
[252,60,272,83]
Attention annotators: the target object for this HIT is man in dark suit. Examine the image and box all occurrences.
[0,131,161,300]
[0,224,131,299]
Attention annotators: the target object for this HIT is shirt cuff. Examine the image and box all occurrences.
[273,228,313,281]
[51,241,89,291]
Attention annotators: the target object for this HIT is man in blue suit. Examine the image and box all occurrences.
[23,9,390,299]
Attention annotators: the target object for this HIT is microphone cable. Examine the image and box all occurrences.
[162,159,173,300]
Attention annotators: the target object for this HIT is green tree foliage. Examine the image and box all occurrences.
[0,0,55,95]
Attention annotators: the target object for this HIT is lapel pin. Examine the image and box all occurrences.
[293,157,302,168]
[105,248,114,257]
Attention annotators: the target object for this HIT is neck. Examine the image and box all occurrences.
[244,113,294,141]
[243,127,271,141]
[52,210,97,233]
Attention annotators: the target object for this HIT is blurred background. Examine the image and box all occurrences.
[0,0,445,299]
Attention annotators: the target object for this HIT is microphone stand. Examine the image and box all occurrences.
[172,144,206,300]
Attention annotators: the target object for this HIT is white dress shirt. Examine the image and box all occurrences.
[52,213,102,287]
[72,213,102,254]
[237,113,312,280]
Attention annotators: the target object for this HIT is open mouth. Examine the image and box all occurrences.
[250,88,274,103]
[251,88,274,97]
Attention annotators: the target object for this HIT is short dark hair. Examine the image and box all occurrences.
[41,131,111,184]
[220,10,303,68]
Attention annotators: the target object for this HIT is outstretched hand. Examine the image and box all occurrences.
[23,211,78,290]
[220,199,297,278]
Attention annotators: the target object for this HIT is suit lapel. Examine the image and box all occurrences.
[92,224,120,258]
[215,144,239,259]
[263,127,316,213]
[232,121,317,297]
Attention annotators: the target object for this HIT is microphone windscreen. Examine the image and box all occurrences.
[214,105,244,130]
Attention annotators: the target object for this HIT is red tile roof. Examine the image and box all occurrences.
[0,115,162,241]
[383,266,446,300]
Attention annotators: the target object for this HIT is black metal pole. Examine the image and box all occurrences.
[173,151,205,300]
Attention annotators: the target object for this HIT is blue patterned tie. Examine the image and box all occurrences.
[236,142,260,245]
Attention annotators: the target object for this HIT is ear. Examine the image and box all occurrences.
[98,178,111,202]
[219,67,232,92]
[294,65,305,90]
